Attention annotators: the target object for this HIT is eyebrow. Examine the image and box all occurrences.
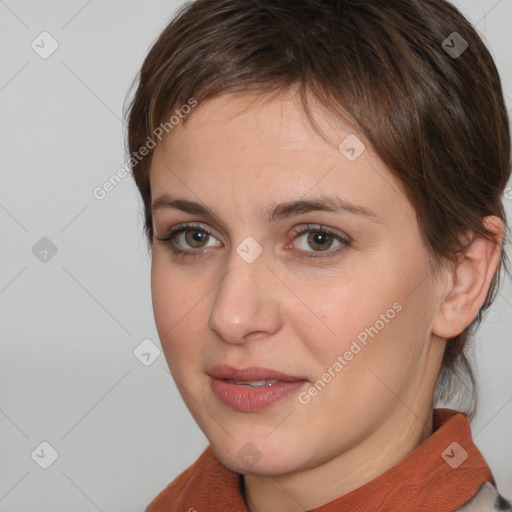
[151,194,379,223]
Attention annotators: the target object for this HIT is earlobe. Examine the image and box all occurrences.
[432,216,503,339]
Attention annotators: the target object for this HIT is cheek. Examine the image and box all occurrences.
[150,253,210,369]
[295,263,422,384]
[151,256,176,334]
[291,275,397,355]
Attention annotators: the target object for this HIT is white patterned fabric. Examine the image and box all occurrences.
[457,481,512,511]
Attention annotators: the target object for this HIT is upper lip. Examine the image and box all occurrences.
[208,364,307,382]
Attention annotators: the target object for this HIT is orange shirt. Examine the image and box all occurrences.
[146,408,499,511]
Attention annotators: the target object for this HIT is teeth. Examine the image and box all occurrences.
[227,379,279,387]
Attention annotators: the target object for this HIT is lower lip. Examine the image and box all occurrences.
[211,377,307,411]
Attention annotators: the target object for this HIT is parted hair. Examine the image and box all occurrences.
[124,0,511,420]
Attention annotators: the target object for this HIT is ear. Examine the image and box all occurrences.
[432,216,504,339]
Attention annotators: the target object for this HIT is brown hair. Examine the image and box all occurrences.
[124,0,511,420]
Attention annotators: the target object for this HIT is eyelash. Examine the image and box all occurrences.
[154,223,350,260]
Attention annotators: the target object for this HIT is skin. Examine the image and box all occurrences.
[148,87,503,511]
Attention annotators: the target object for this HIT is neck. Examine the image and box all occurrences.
[243,397,435,511]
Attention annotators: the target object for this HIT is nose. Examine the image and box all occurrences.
[207,245,282,344]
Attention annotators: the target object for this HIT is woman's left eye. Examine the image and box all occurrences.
[289,225,350,259]
[154,223,350,259]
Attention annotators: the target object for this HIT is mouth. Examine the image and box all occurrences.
[207,364,308,382]
[223,379,282,387]
[208,364,309,411]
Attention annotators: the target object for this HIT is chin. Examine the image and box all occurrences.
[210,438,306,476]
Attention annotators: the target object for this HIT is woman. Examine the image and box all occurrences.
[124,0,512,510]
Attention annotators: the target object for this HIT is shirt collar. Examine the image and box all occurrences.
[148,408,493,511]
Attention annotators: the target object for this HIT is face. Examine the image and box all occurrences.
[149,88,446,476]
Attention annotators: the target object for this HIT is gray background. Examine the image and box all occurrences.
[0,1,511,510]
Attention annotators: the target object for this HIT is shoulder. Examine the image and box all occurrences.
[457,481,512,512]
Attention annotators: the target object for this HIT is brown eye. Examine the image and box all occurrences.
[306,231,335,251]
[154,223,221,258]
[184,229,210,248]
[291,225,350,259]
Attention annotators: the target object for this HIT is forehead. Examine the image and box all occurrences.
[149,90,408,224]
[160,90,352,154]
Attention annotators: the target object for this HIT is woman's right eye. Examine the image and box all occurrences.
[155,223,221,258]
